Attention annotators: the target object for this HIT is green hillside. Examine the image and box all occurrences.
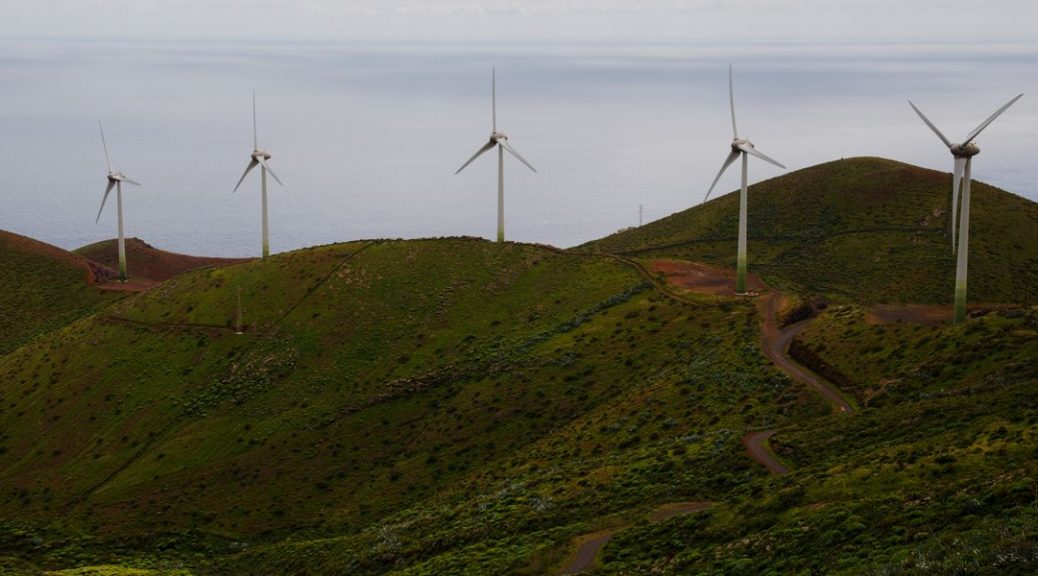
[587,157,1038,305]
[0,230,120,356]
[2,157,1038,575]
[0,237,819,573]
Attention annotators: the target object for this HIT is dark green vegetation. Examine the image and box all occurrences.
[588,157,1038,305]
[0,230,119,356]
[1,157,1037,574]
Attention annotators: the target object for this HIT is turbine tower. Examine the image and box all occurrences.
[703,65,786,295]
[95,122,140,282]
[909,93,1023,323]
[233,92,283,259]
[455,67,537,242]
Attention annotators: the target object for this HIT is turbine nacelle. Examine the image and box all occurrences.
[731,138,753,152]
[492,131,508,142]
[252,149,272,161]
[106,171,137,184]
[950,142,980,158]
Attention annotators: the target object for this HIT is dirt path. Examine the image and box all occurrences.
[556,502,711,575]
[558,530,616,575]
[741,430,790,475]
[758,291,853,414]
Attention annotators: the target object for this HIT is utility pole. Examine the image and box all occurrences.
[638,204,643,227]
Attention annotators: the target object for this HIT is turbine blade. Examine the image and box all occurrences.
[99,122,112,172]
[738,144,786,169]
[455,140,496,174]
[253,90,258,149]
[965,93,1024,143]
[492,67,497,132]
[729,63,738,139]
[116,173,141,186]
[259,159,283,186]
[908,101,952,148]
[951,156,966,249]
[96,181,115,223]
[704,150,741,204]
[499,140,537,173]
[233,158,259,192]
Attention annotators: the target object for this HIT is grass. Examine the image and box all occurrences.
[2,156,1038,574]
[0,236,821,573]
[0,231,121,356]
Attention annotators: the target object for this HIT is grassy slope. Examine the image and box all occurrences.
[0,230,120,356]
[0,237,821,574]
[598,306,1038,575]
[3,154,1038,575]
[74,238,252,283]
[586,157,1038,305]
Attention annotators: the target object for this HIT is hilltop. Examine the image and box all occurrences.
[587,157,1038,306]
[0,230,119,355]
[75,238,252,286]
[1,158,1037,574]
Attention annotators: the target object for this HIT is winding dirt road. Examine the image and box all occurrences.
[758,292,853,414]
[556,502,712,575]
[555,255,853,572]
[742,430,790,475]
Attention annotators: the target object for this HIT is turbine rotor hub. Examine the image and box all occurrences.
[492,131,508,141]
[951,142,980,158]
[252,150,271,161]
[731,138,752,151]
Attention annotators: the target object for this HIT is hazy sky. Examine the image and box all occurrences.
[4,0,1037,43]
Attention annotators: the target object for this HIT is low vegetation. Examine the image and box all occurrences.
[1,157,1037,573]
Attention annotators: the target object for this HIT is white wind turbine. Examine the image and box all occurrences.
[909,93,1023,323]
[233,92,283,259]
[455,68,537,242]
[703,65,786,295]
[95,122,140,282]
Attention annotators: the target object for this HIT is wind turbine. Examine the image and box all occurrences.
[703,65,786,295]
[233,92,283,259]
[908,93,1023,323]
[455,67,537,242]
[95,122,140,282]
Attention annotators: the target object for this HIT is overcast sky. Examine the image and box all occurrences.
[4,0,1037,44]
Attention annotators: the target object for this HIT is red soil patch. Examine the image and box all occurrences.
[0,229,107,284]
[867,304,950,326]
[76,238,253,283]
[649,259,767,296]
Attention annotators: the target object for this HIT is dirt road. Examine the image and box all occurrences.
[741,430,790,475]
[759,292,853,414]
[556,502,712,574]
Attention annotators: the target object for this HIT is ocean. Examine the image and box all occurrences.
[1,38,1035,256]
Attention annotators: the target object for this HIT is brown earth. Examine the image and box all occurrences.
[866,304,950,326]
[75,238,253,283]
[648,259,766,296]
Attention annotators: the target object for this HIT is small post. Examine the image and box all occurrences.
[235,287,244,335]
[639,204,643,227]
